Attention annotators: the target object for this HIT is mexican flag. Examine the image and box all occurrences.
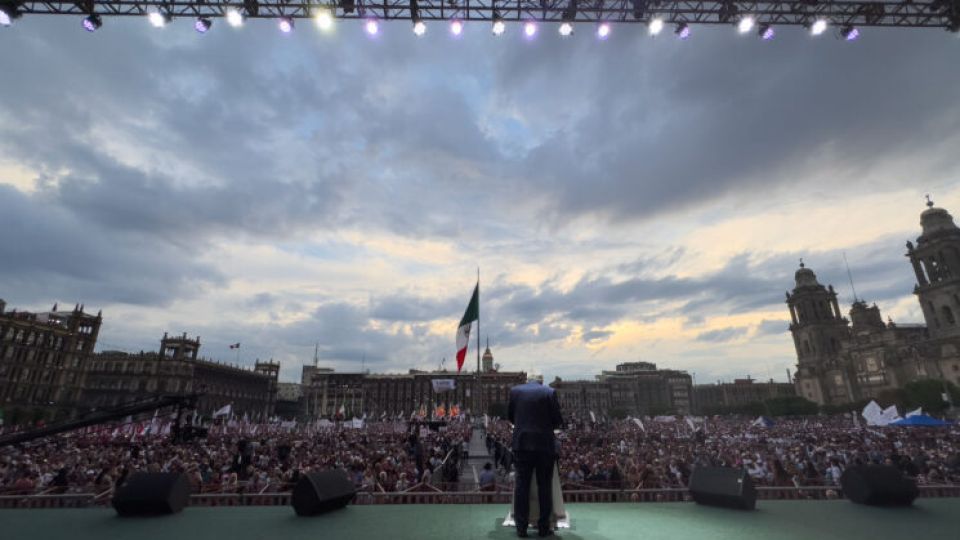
[455,283,479,372]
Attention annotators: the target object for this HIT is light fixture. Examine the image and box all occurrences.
[492,19,506,36]
[810,19,828,36]
[314,8,334,31]
[278,16,294,33]
[675,22,690,40]
[82,13,102,32]
[597,22,611,39]
[840,25,859,41]
[365,18,379,35]
[195,17,212,33]
[559,22,573,37]
[737,16,754,34]
[758,24,775,40]
[648,17,664,36]
[413,20,426,36]
[226,8,244,27]
[148,11,171,28]
[450,19,464,36]
[0,3,19,26]
[523,21,537,38]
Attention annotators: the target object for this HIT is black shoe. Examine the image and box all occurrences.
[537,528,555,537]
[516,528,529,538]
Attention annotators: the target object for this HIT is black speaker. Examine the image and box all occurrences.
[112,472,190,516]
[840,465,918,506]
[689,466,756,510]
[291,470,356,516]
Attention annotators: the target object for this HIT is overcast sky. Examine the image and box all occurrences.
[1,17,958,384]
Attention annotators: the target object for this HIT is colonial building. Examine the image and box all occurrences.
[550,362,693,417]
[0,302,102,421]
[301,346,526,418]
[790,199,960,405]
[694,377,796,413]
[83,333,279,418]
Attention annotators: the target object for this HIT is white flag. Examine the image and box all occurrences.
[213,404,232,418]
[632,418,646,432]
[906,407,923,418]
[589,411,597,423]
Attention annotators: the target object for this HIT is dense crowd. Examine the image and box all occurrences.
[2,415,959,496]
[0,421,471,495]
[483,415,960,490]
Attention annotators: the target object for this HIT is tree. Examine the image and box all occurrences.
[487,402,508,419]
[608,407,629,420]
[902,380,960,414]
[764,396,818,416]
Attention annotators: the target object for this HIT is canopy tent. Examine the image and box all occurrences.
[752,416,775,428]
[888,414,952,427]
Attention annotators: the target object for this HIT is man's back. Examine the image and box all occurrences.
[508,382,564,453]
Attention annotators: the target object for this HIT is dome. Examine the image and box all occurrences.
[919,205,958,237]
[794,263,821,288]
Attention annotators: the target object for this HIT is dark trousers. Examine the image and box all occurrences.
[513,450,554,530]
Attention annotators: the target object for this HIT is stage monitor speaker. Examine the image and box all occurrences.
[689,466,756,510]
[112,472,190,516]
[840,465,918,506]
[291,470,356,516]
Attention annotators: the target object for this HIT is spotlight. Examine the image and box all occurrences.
[648,17,664,36]
[413,20,426,36]
[148,11,171,28]
[278,16,294,33]
[450,20,463,36]
[82,13,102,32]
[810,19,828,36]
[524,21,537,38]
[559,22,573,37]
[675,22,690,40]
[597,22,611,39]
[195,17,212,34]
[314,9,334,31]
[365,18,379,35]
[758,23,775,40]
[0,4,19,27]
[840,25,859,41]
[492,19,506,36]
[737,16,754,34]
[226,8,244,27]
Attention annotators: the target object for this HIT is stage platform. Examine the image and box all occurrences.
[4,500,959,540]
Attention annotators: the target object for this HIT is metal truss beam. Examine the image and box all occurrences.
[5,1,960,30]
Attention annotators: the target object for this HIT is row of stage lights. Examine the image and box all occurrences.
[0,8,862,41]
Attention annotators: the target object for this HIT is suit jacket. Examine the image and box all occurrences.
[508,382,564,454]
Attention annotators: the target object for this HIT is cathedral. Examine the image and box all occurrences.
[788,199,960,406]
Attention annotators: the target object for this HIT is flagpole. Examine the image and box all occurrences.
[476,267,481,417]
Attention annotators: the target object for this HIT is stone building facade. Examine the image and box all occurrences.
[550,362,693,417]
[693,377,796,413]
[83,333,279,418]
[0,302,102,421]
[790,200,960,406]
[301,346,526,418]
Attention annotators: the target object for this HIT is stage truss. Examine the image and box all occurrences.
[2,0,959,30]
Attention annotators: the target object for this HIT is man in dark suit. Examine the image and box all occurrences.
[508,377,564,538]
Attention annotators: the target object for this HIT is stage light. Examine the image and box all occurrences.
[195,17,212,33]
[365,19,379,35]
[675,22,690,40]
[648,17,664,36]
[148,11,171,28]
[737,16,754,34]
[810,19,828,36]
[0,4,18,27]
[226,8,244,27]
[278,16,294,33]
[840,25,859,41]
[492,19,506,36]
[758,24,775,40]
[314,9,334,31]
[524,21,537,38]
[413,20,426,36]
[82,13,102,32]
[597,22,611,39]
[450,20,463,36]
[559,22,573,37]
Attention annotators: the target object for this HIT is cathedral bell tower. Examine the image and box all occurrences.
[786,262,853,405]
[907,197,960,340]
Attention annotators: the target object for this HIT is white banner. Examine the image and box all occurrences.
[432,379,456,392]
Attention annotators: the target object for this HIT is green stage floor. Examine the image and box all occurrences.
[3,500,959,540]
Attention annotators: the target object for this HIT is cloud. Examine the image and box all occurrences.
[756,319,790,337]
[696,326,750,343]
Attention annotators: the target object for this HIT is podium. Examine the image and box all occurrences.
[503,464,570,530]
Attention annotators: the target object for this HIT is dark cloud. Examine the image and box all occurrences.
[696,326,750,343]
[756,319,790,337]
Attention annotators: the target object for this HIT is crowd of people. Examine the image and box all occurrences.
[2,414,959,496]
[0,420,471,496]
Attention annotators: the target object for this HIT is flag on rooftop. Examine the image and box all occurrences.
[455,282,479,373]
